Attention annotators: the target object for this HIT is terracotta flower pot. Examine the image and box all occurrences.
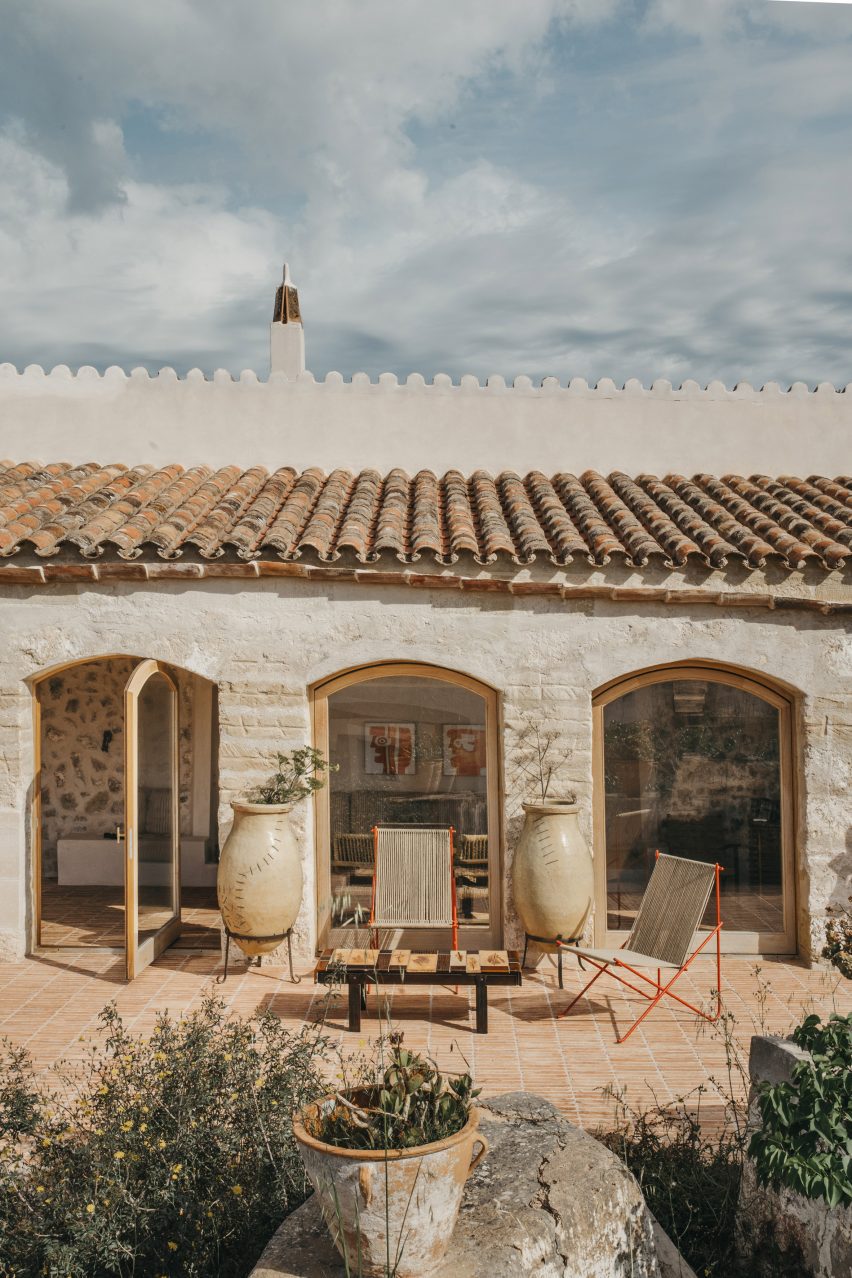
[216,801,303,956]
[511,800,593,952]
[293,1091,488,1278]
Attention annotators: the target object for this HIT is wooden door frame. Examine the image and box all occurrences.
[311,661,503,953]
[592,660,798,955]
[124,660,182,980]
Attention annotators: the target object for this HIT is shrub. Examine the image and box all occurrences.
[0,995,329,1277]
[749,1011,852,1208]
[306,1042,479,1152]
[599,1085,746,1277]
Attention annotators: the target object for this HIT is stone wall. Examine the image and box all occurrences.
[0,572,848,961]
[37,658,201,879]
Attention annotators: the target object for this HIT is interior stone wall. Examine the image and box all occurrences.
[38,659,197,879]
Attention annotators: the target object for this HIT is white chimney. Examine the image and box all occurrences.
[269,262,305,377]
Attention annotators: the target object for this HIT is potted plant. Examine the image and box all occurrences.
[217,746,337,958]
[293,1040,488,1278]
[510,718,593,958]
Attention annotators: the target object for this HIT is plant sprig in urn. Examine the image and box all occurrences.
[217,746,338,976]
[252,745,339,806]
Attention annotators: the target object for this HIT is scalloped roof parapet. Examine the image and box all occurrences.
[1,362,851,395]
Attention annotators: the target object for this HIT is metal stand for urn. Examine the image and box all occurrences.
[217,926,301,985]
[521,932,584,988]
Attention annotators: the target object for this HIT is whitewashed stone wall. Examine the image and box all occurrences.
[0,575,849,964]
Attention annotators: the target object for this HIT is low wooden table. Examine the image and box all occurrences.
[314,950,523,1034]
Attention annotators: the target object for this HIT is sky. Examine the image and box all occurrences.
[2,0,852,385]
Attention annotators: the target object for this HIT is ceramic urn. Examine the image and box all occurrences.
[217,801,303,955]
[511,800,593,951]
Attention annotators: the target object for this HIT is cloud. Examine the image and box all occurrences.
[1,0,852,387]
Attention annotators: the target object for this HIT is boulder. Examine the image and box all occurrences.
[253,1093,672,1277]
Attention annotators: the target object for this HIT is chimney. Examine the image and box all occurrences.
[269,262,305,377]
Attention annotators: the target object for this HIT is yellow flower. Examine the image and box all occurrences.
[167,1241,178,1251]
[158,1139,167,1150]
[231,1185,243,1196]
[114,1151,125,1160]
[36,1186,45,1194]
[171,1163,183,1173]
[223,1052,232,1061]
[86,1204,95,1215]
[139,1123,147,1132]
[254,1078,264,1088]
[121,1121,133,1132]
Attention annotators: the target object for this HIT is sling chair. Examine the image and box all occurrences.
[369,825,459,952]
[560,851,723,1043]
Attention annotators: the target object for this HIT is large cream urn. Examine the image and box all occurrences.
[511,800,593,951]
[217,802,303,955]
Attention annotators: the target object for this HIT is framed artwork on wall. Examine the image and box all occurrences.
[443,724,486,777]
[364,722,416,776]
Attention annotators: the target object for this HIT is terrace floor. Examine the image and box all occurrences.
[1,946,849,1132]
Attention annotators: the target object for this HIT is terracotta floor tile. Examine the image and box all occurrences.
[0,949,848,1133]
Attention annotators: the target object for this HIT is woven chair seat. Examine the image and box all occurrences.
[572,946,679,970]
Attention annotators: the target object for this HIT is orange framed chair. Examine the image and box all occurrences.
[560,851,723,1043]
[369,825,458,951]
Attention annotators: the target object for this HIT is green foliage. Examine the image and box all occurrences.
[0,995,329,1277]
[307,1044,479,1152]
[253,745,338,806]
[822,898,852,979]
[603,718,778,794]
[749,1011,852,1208]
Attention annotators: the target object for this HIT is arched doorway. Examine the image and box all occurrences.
[32,655,220,978]
[312,662,502,951]
[593,662,796,954]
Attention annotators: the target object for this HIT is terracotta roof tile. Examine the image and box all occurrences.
[0,462,850,574]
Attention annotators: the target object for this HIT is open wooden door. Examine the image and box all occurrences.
[124,660,181,980]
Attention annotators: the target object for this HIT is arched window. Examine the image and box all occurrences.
[312,663,501,951]
[593,665,795,954]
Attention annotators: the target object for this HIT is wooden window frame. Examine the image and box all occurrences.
[311,661,503,953]
[592,660,797,955]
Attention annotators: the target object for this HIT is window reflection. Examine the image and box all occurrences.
[327,676,490,933]
[603,679,783,935]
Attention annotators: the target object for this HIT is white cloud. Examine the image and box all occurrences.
[1,0,852,386]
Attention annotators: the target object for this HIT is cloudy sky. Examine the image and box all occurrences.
[2,0,852,384]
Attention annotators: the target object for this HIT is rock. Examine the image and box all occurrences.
[252,1093,666,1277]
[748,1034,811,1087]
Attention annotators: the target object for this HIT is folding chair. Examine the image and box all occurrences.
[369,825,458,951]
[560,852,723,1043]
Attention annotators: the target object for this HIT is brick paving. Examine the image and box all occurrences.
[1,948,848,1133]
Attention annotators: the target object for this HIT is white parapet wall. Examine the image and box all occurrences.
[1,363,851,474]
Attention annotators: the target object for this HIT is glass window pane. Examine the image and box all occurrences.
[327,676,490,932]
[136,673,178,942]
[603,679,783,934]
